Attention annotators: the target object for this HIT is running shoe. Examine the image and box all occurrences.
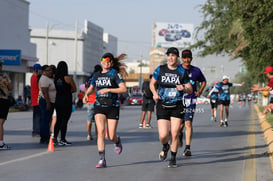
[224,121,228,127]
[115,136,122,155]
[220,122,224,127]
[59,140,72,146]
[87,135,93,141]
[183,148,192,156]
[211,116,214,121]
[168,159,177,168]
[96,159,107,168]
[159,144,169,161]
[146,124,152,129]
[139,124,143,128]
[214,118,217,122]
[0,143,10,150]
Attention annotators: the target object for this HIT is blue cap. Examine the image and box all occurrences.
[33,63,42,71]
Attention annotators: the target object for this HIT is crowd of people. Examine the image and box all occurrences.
[0,49,272,169]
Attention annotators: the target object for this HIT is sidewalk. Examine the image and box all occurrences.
[254,105,273,171]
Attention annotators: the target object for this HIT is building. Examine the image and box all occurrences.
[30,20,118,89]
[0,0,38,98]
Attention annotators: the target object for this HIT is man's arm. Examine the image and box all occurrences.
[195,81,206,97]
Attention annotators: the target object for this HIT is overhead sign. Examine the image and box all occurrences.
[0,50,21,65]
[154,22,194,48]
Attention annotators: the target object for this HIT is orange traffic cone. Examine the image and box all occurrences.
[143,120,147,128]
[48,137,55,152]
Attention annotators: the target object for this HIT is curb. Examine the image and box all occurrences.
[254,105,273,171]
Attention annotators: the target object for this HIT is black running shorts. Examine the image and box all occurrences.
[94,105,120,120]
[218,100,230,106]
[156,101,184,120]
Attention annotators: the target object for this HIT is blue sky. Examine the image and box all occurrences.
[29,0,207,61]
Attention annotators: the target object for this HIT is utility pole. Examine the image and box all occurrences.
[73,20,78,103]
[46,22,49,65]
[138,53,143,89]
[73,20,78,80]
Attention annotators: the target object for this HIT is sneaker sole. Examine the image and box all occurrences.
[159,151,168,161]
[183,151,192,157]
[96,165,107,168]
[168,164,178,168]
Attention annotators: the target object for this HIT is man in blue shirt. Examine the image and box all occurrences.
[180,49,207,157]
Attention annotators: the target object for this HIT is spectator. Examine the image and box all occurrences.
[0,60,13,149]
[77,91,84,109]
[31,63,41,137]
[39,65,56,144]
[53,61,76,146]
[252,66,273,117]
[139,74,155,129]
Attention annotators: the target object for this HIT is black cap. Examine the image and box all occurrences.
[166,47,179,57]
[181,49,192,58]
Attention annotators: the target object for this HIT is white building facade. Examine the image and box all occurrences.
[30,20,118,88]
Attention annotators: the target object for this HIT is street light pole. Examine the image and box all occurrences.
[138,54,143,89]
[73,20,78,103]
[73,20,78,80]
[46,22,49,65]
[45,22,59,65]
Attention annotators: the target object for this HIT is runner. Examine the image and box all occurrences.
[207,82,219,122]
[215,75,244,127]
[180,49,207,157]
[150,47,192,168]
[83,53,127,168]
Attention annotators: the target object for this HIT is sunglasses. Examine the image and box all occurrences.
[101,57,112,63]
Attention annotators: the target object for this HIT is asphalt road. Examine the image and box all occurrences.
[0,103,272,181]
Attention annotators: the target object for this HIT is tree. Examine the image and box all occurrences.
[192,0,273,82]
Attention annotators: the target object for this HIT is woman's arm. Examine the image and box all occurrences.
[150,77,160,101]
[98,82,127,95]
[83,85,95,104]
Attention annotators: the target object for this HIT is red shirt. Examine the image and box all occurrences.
[267,77,273,88]
[31,73,39,106]
[78,92,84,99]
[88,91,96,103]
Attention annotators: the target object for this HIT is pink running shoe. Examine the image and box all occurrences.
[96,159,107,168]
[115,136,122,155]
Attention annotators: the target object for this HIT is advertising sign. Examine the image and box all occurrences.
[0,50,21,65]
[154,22,194,48]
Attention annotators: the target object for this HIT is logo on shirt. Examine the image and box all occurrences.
[96,77,111,86]
[162,73,181,84]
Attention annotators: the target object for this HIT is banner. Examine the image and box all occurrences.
[154,22,194,48]
[0,50,21,65]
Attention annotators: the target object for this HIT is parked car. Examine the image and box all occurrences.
[179,29,191,38]
[158,29,169,36]
[164,31,182,41]
[196,96,210,104]
[126,93,143,105]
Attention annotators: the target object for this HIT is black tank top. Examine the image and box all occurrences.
[55,77,72,104]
